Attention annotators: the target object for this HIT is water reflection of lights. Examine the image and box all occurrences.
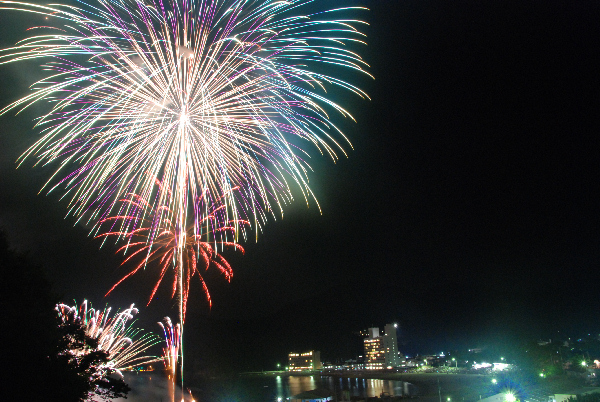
[272,375,415,400]
[276,374,284,398]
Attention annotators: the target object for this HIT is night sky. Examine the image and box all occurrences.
[1,0,600,372]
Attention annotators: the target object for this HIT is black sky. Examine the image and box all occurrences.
[2,0,600,372]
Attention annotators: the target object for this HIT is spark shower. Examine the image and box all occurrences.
[0,0,370,389]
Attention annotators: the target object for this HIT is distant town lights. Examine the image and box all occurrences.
[473,362,492,370]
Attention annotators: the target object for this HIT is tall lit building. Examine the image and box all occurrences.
[363,324,400,369]
[288,351,322,371]
[382,323,400,367]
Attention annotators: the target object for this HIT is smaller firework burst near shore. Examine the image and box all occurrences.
[158,317,181,377]
[56,300,160,376]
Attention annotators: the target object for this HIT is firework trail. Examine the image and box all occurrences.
[96,179,247,321]
[158,316,181,377]
[56,300,160,376]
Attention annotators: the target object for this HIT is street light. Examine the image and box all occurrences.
[451,357,457,368]
[505,393,516,402]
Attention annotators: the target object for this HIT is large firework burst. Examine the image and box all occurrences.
[0,0,370,244]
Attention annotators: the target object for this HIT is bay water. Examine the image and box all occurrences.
[116,372,417,402]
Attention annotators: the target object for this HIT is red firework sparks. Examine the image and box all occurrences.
[96,182,246,321]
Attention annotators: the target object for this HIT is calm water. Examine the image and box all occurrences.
[114,372,418,402]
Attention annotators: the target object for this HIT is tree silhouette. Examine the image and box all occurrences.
[0,230,129,401]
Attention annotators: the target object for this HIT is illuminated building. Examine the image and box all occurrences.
[363,324,400,369]
[364,336,385,369]
[288,351,322,371]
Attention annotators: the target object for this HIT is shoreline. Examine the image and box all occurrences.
[239,371,588,401]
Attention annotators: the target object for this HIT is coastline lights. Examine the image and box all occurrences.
[473,362,492,369]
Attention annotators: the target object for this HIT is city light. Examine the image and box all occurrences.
[473,362,492,369]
